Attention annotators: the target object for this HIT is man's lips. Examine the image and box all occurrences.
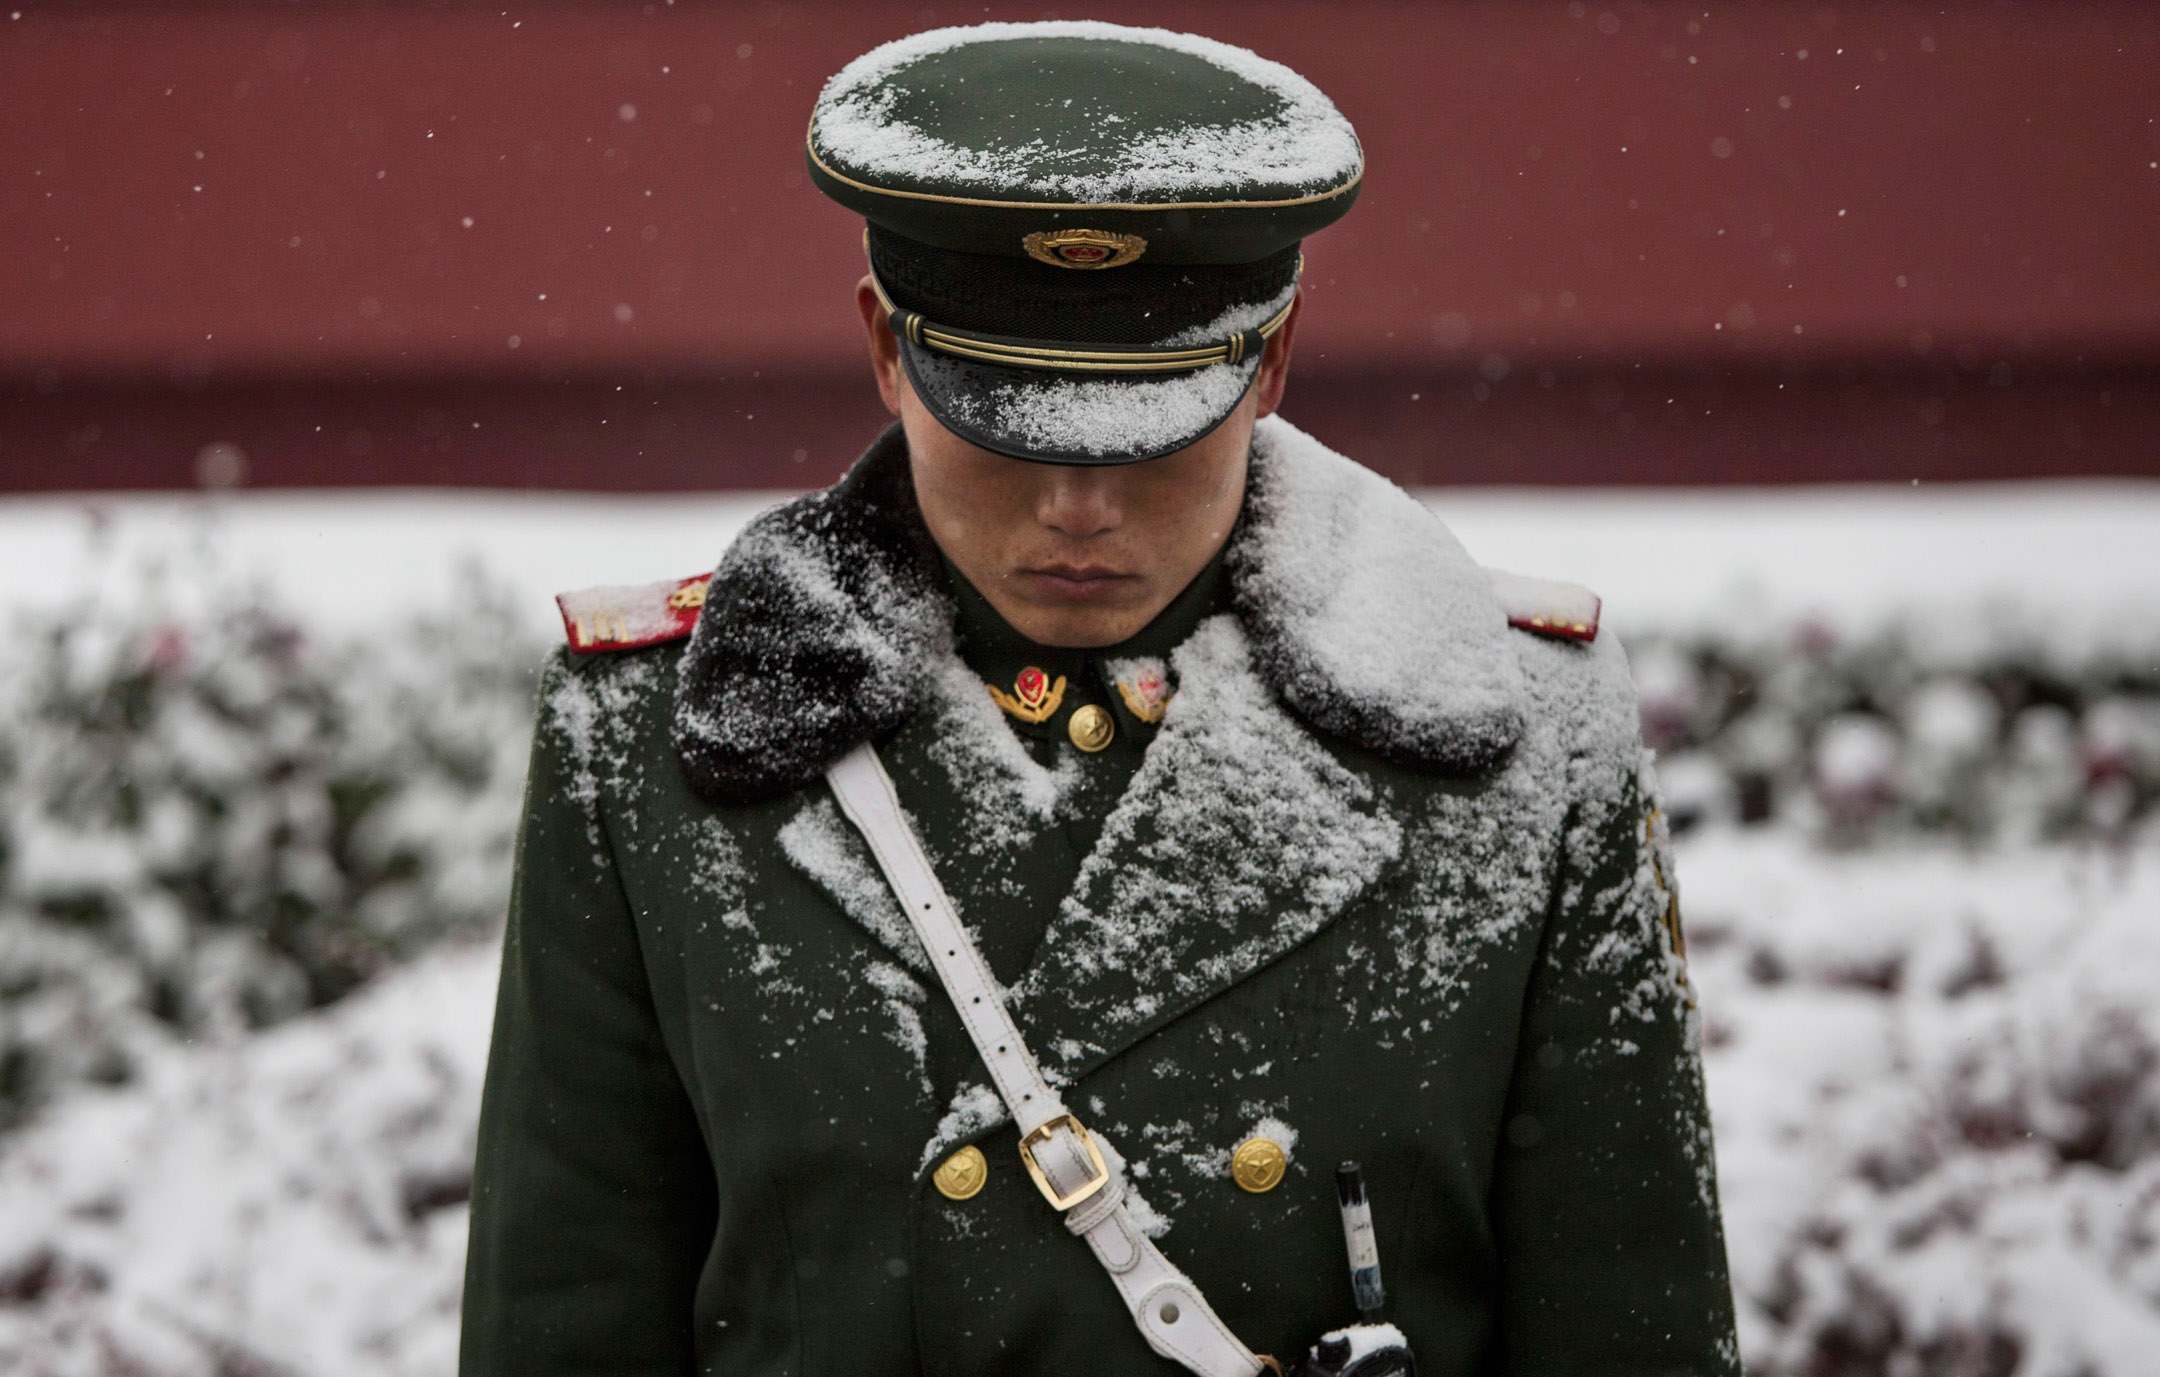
[1019,565,1136,603]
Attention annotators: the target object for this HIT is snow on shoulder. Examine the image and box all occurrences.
[1232,417,1529,773]
[556,573,710,654]
[1486,568,1602,642]
[811,21,1362,205]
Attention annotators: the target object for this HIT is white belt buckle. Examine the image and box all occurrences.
[1018,1113,1110,1211]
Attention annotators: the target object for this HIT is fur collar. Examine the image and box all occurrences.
[674,417,1525,803]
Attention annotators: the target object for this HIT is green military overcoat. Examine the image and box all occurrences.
[460,417,1740,1376]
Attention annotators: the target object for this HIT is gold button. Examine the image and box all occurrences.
[1230,1137,1287,1193]
[1067,703,1115,752]
[932,1144,987,1200]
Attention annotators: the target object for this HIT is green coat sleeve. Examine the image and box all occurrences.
[1488,733,1741,1375]
[461,653,716,1376]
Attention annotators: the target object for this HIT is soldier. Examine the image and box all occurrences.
[461,20,1739,1377]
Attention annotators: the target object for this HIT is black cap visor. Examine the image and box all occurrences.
[897,340,1262,465]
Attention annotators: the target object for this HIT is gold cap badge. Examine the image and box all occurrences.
[1230,1137,1287,1193]
[1023,228,1147,270]
[933,1144,988,1200]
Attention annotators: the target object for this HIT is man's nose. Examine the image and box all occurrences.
[1036,469,1121,539]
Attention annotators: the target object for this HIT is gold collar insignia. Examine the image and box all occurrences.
[1111,657,1174,724]
[987,665,1067,725]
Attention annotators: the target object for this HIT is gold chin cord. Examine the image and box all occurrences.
[866,263,1299,376]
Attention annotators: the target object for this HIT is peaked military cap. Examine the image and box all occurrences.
[807,21,1363,465]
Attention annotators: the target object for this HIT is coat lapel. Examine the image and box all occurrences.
[1007,615,1405,1083]
[778,615,1406,1089]
[675,417,1525,810]
[777,650,1085,978]
[775,796,933,976]
[695,416,1527,1092]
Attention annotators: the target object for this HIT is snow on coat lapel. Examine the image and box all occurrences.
[674,417,1530,1008]
[676,416,1525,803]
[1002,611,1405,1083]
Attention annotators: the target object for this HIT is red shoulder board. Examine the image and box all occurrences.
[556,574,711,654]
[1485,568,1601,643]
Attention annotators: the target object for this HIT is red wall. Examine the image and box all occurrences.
[5,1,2158,489]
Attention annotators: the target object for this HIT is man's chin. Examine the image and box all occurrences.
[1003,602,1156,650]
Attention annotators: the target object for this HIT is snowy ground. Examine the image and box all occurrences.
[0,481,2156,1375]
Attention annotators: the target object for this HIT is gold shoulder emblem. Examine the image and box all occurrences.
[555,573,710,655]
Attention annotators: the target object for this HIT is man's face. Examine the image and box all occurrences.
[857,277,1299,648]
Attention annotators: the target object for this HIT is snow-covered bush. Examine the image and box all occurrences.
[0,944,494,1376]
[1,521,2156,1375]
[1631,617,2160,847]
[1692,836,2160,1375]
[2,569,2153,1138]
[0,563,536,1129]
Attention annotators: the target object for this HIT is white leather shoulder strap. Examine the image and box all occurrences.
[826,743,1268,1377]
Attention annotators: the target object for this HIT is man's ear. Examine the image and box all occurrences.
[857,275,906,417]
[1251,291,1301,420]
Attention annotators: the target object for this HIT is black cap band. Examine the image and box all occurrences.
[874,274,1294,376]
[868,226,1301,348]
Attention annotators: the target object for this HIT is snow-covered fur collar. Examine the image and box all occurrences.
[674,417,1525,803]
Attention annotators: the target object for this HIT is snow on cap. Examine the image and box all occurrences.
[807,21,1363,265]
